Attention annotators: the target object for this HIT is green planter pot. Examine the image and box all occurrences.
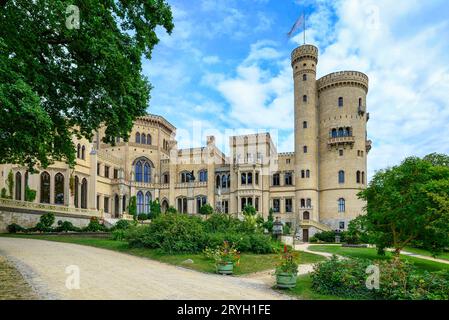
[276,273,297,288]
[217,262,234,275]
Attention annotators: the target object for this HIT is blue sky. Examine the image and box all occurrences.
[143,0,449,179]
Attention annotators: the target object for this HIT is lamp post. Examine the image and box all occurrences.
[273,217,283,241]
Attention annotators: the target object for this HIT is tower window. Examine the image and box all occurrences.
[303,95,308,102]
[339,149,344,156]
[356,171,361,183]
[338,198,346,212]
[303,121,308,129]
[338,170,345,184]
[306,170,310,178]
[362,172,365,184]
[301,170,305,179]
[338,97,344,107]
[303,146,308,153]
[303,74,307,81]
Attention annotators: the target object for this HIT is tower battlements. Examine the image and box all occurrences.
[291,44,318,66]
[317,71,369,93]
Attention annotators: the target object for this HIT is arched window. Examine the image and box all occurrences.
[15,172,22,200]
[273,173,280,186]
[303,146,308,153]
[74,176,79,208]
[338,170,345,184]
[196,196,207,214]
[177,197,187,213]
[81,145,86,160]
[301,170,305,178]
[221,175,227,188]
[54,173,64,205]
[362,172,365,184]
[77,144,81,159]
[247,172,253,184]
[135,132,141,143]
[306,170,310,178]
[137,191,144,214]
[147,134,152,145]
[143,162,151,183]
[300,199,305,208]
[162,172,169,184]
[303,74,307,81]
[306,198,312,208]
[338,198,346,212]
[81,178,88,209]
[199,170,207,182]
[40,172,50,204]
[356,171,361,184]
[241,172,247,185]
[332,129,337,138]
[141,134,146,144]
[338,97,344,107]
[216,175,221,188]
[346,127,351,137]
[303,121,308,129]
[135,161,143,182]
[145,191,152,214]
[303,211,310,220]
[114,195,120,217]
[359,98,362,107]
[303,95,308,102]
[338,128,344,137]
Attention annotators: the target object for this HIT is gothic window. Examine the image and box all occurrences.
[241,172,247,185]
[338,198,346,212]
[303,74,307,81]
[135,132,141,143]
[216,175,221,188]
[143,163,151,183]
[338,97,344,107]
[303,121,308,129]
[303,95,308,102]
[134,158,152,183]
[273,199,280,213]
[300,199,305,208]
[147,134,152,145]
[177,197,187,213]
[15,172,21,200]
[40,172,50,204]
[306,170,310,178]
[135,161,143,182]
[81,178,88,209]
[303,146,308,153]
[247,172,253,184]
[137,191,144,214]
[272,173,280,186]
[74,176,79,208]
[141,134,146,144]
[54,173,64,205]
[196,196,207,213]
[77,144,81,158]
[199,170,208,182]
[162,172,169,184]
[332,129,337,138]
[303,211,310,220]
[306,198,312,208]
[221,175,227,188]
[81,145,85,160]
[145,191,152,214]
[356,171,361,184]
[284,172,293,185]
[227,174,230,188]
[338,170,345,184]
[338,128,344,137]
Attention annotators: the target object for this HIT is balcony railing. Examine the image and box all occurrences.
[328,136,355,149]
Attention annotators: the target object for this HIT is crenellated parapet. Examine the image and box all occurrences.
[317,71,369,94]
[291,44,318,66]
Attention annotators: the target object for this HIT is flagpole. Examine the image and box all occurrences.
[303,12,306,45]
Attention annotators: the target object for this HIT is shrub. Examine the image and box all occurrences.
[205,232,252,252]
[7,223,25,233]
[128,196,137,217]
[114,219,132,230]
[1,187,9,199]
[123,225,151,247]
[275,246,299,275]
[111,229,126,241]
[126,213,206,254]
[199,203,214,216]
[34,213,55,232]
[25,185,36,202]
[149,200,161,219]
[55,220,79,232]
[313,231,340,243]
[84,216,107,232]
[204,241,240,266]
[249,233,274,254]
[137,213,148,221]
[166,206,177,214]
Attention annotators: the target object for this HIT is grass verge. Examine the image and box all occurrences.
[0,256,37,300]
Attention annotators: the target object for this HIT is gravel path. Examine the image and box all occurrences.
[0,237,290,300]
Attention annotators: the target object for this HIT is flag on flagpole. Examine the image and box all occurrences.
[287,13,304,38]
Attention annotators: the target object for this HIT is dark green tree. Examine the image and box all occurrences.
[0,0,173,172]
[199,203,214,218]
[358,156,449,256]
[149,199,161,219]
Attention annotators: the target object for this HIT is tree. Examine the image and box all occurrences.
[166,206,178,214]
[6,170,13,198]
[199,203,214,218]
[128,196,137,217]
[263,208,275,233]
[149,199,161,219]
[358,156,449,256]
[423,153,449,167]
[0,1,174,172]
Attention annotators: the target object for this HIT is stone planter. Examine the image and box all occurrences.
[276,272,297,289]
[216,261,234,275]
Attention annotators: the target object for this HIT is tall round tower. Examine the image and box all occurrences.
[317,71,369,230]
[291,45,319,227]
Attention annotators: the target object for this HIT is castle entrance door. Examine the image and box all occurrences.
[303,229,309,242]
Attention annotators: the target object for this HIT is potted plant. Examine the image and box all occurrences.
[204,241,240,275]
[275,245,299,288]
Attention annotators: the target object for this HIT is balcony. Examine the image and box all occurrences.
[366,140,372,153]
[328,136,355,149]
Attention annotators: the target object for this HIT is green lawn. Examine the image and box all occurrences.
[308,245,449,273]
[0,234,325,276]
[404,246,449,261]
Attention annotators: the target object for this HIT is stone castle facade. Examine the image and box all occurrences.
[0,44,371,240]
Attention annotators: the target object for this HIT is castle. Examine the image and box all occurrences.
[0,44,371,240]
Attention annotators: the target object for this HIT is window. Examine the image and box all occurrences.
[306,198,312,208]
[104,196,110,213]
[40,172,50,204]
[135,132,141,143]
[162,172,169,184]
[222,200,229,214]
[221,175,227,188]
[255,172,259,185]
[199,170,207,182]
[122,195,127,213]
[301,170,305,179]
[286,158,291,164]
[134,159,152,183]
[303,95,308,102]
[227,174,231,188]
[338,198,346,212]
[81,178,88,209]
[285,198,292,213]
[77,144,81,158]
[338,97,344,107]
[147,134,152,145]
[303,74,307,81]
[15,172,21,200]
[97,163,101,175]
[338,170,345,184]
[306,170,310,178]
[272,173,280,186]
[196,196,207,213]
[96,195,100,210]
[338,128,344,137]
[104,166,110,178]
[303,121,308,129]
[135,162,142,182]
[339,221,345,230]
[300,199,305,208]
[177,197,188,213]
[303,146,308,153]
[81,145,85,160]
[356,171,361,183]
[241,172,247,185]
[359,98,362,107]
[145,192,152,214]
[273,199,280,213]
[216,175,221,188]
[284,172,293,186]
[331,129,337,138]
[247,172,253,185]
[255,197,259,211]
[74,176,79,208]
[54,173,64,205]
[143,163,151,183]
[339,149,344,156]
[362,171,365,184]
[113,168,118,179]
[303,211,310,220]
[141,134,146,144]
[136,191,144,214]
